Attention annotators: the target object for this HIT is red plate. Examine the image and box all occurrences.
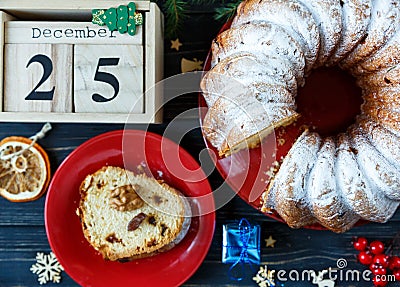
[199,21,364,229]
[45,130,215,287]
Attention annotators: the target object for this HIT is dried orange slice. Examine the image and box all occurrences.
[0,136,50,202]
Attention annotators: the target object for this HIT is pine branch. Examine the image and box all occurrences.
[163,0,188,39]
[152,0,242,39]
[190,0,224,5]
[214,1,240,22]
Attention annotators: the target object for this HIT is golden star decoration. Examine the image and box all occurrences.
[171,38,183,51]
[265,235,277,248]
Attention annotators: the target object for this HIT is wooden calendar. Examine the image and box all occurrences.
[0,0,163,123]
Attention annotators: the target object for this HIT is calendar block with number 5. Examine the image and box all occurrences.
[0,1,163,123]
[74,45,143,113]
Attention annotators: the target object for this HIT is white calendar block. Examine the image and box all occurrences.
[74,44,144,113]
[4,43,73,112]
[0,1,164,123]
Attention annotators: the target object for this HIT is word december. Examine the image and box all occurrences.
[32,27,117,39]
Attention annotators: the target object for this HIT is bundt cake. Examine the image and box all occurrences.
[200,0,400,232]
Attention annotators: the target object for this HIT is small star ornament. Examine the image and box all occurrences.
[171,38,183,51]
[265,235,277,248]
[30,252,64,285]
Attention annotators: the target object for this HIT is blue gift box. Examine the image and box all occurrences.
[222,219,261,265]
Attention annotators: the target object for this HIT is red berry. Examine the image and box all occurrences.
[353,237,368,251]
[393,269,400,281]
[373,254,390,268]
[393,270,400,282]
[370,241,385,255]
[373,275,387,287]
[372,266,387,276]
[389,256,400,270]
[370,263,381,271]
[359,251,374,265]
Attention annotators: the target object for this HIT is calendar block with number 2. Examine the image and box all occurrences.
[4,43,73,113]
[0,1,163,123]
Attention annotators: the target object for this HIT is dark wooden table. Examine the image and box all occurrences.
[1,3,399,287]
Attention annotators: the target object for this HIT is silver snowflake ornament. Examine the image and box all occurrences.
[30,252,64,285]
[253,265,277,287]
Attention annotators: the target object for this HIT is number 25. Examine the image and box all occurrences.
[24,55,121,103]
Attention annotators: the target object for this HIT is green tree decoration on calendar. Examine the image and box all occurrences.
[92,2,143,36]
[92,0,242,39]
